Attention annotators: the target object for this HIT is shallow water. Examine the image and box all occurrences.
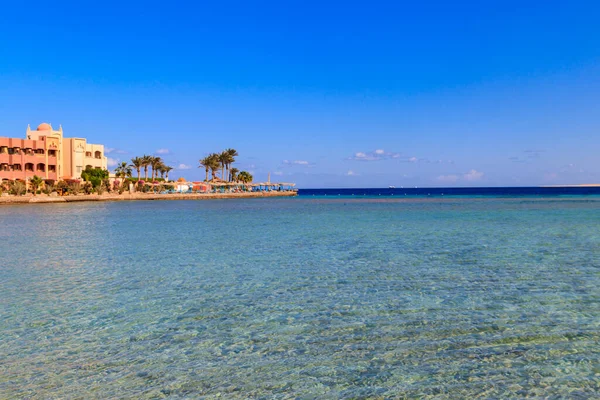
[1,197,599,398]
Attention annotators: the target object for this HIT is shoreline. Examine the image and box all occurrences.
[0,191,297,205]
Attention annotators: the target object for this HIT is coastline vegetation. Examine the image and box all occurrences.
[0,148,265,197]
[198,148,253,183]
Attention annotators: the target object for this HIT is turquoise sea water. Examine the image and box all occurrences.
[1,196,600,398]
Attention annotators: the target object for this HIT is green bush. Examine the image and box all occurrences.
[10,181,26,196]
[102,179,111,193]
[90,177,102,188]
[83,182,94,194]
[81,167,109,182]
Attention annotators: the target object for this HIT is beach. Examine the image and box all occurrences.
[0,190,297,205]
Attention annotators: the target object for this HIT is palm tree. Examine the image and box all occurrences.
[229,167,239,182]
[115,161,132,182]
[150,156,163,182]
[29,175,43,196]
[225,148,238,180]
[163,165,173,182]
[130,156,143,181]
[238,171,253,183]
[218,151,231,180]
[209,153,221,181]
[156,163,165,179]
[141,154,152,180]
[199,156,211,182]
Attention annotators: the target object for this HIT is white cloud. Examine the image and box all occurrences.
[437,174,459,183]
[156,148,170,155]
[105,147,128,155]
[463,169,484,181]
[273,171,284,176]
[346,170,358,176]
[524,149,545,158]
[281,160,313,167]
[349,149,400,161]
[437,169,484,184]
[408,157,418,163]
[107,157,118,167]
[176,164,191,170]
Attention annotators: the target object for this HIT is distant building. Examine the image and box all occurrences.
[0,123,107,181]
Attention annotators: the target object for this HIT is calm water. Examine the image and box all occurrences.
[1,195,600,398]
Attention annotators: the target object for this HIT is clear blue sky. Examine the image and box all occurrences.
[1,0,599,187]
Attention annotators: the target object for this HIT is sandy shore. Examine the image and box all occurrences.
[0,191,297,205]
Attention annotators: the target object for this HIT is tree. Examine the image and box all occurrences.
[142,154,152,180]
[208,153,221,181]
[225,148,238,180]
[163,165,173,182]
[115,162,132,183]
[150,156,163,182]
[238,171,253,183]
[81,166,109,189]
[229,167,239,182]
[218,151,232,180]
[29,175,43,195]
[199,156,211,181]
[130,156,144,180]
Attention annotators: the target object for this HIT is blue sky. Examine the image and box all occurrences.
[1,0,599,187]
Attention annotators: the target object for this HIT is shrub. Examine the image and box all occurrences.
[56,180,68,194]
[42,185,54,195]
[43,179,56,195]
[10,181,26,196]
[102,179,111,193]
[83,182,94,194]
[90,177,102,188]
[66,179,82,195]
[127,177,163,183]
[118,180,129,194]
[81,167,109,182]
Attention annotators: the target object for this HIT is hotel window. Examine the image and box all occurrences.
[48,165,56,172]
[37,163,45,172]
[48,150,57,157]
[0,164,8,171]
[35,149,45,155]
[13,164,22,171]
[86,151,92,157]
[0,146,7,154]
[25,163,34,171]
[95,151,102,159]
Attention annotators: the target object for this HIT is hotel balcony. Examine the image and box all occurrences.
[86,151,103,160]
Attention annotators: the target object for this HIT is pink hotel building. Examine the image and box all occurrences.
[0,123,107,182]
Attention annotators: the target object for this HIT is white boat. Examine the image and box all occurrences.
[389,185,395,189]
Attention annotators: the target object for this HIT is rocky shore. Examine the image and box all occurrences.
[0,191,297,205]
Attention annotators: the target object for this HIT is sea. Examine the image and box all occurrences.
[1,187,599,398]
